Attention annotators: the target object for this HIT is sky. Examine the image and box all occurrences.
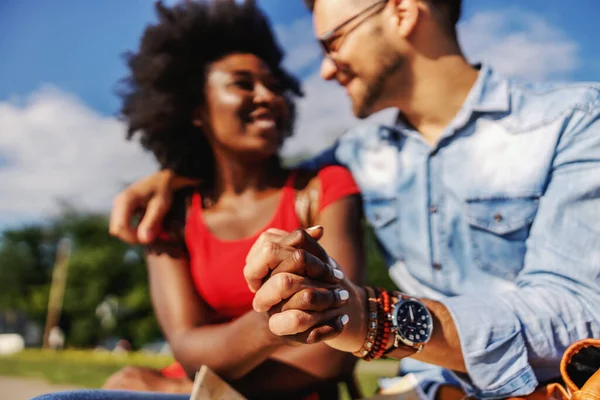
[0,0,598,231]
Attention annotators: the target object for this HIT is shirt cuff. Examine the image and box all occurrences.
[440,294,539,398]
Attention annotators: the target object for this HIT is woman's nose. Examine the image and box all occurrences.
[254,83,277,105]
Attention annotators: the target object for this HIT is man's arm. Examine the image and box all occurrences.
[428,107,600,398]
[109,142,342,244]
[249,108,600,398]
[109,170,199,244]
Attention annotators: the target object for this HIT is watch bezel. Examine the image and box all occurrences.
[391,297,433,348]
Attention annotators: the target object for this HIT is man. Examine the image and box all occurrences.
[111,0,600,397]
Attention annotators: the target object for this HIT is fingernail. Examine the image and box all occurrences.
[307,225,322,231]
[341,315,349,325]
[333,268,344,280]
[337,289,349,301]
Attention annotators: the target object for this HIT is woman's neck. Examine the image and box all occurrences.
[211,152,286,199]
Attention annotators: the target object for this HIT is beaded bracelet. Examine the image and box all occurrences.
[352,286,379,358]
[363,288,392,361]
[371,289,392,360]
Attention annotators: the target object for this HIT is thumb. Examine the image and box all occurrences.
[305,225,324,240]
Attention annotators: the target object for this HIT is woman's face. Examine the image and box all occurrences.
[197,53,289,160]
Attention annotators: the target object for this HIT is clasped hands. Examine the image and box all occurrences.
[244,226,367,353]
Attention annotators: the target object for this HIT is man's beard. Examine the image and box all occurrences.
[355,53,404,119]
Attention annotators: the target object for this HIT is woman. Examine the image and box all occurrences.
[35,1,364,399]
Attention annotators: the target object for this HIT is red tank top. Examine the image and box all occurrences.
[183,166,359,321]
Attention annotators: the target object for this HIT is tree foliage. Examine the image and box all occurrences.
[0,208,394,349]
[0,209,161,349]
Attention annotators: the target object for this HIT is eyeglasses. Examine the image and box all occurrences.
[318,0,388,57]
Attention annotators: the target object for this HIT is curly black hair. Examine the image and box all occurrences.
[119,0,303,181]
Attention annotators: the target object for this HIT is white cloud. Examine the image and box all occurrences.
[0,9,582,228]
[458,9,580,80]
[0,87,157,225]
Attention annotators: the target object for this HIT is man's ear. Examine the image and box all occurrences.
[388,0,420,38]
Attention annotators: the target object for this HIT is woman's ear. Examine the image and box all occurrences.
[192,106,205,128]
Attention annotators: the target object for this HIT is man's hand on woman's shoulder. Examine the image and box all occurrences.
[109,169,199,244]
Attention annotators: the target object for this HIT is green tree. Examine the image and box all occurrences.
[363,224,397,290]
[0,209,162,349]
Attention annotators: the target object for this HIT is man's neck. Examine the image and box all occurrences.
[395,56,479,146]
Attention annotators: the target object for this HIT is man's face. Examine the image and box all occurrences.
[313,0,405,118]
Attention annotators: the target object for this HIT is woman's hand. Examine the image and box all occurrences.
[244,227,368,352]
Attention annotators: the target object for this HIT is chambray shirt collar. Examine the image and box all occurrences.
[470,64,510,113]
[390,64,511,145]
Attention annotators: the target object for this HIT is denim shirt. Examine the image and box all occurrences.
[302,65,600,398]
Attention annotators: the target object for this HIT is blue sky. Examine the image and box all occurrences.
[0,0,598,231]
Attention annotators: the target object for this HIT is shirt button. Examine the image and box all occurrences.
[433,262,442,271]
[429,205,438,214]
[494,213,503,222]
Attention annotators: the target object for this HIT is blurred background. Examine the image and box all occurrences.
[0,0,598,398]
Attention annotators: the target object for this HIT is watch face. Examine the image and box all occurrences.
[393,299,432,344]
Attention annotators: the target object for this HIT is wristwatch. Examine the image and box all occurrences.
[387,292,433,354]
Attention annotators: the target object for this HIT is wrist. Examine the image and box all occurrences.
[325,281,367,353]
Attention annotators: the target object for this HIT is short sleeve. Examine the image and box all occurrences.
[317,165,360,212]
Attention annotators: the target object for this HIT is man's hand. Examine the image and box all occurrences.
[109,170,198,244]
[244,227,367,350]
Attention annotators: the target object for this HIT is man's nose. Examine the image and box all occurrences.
[320,57,338,81]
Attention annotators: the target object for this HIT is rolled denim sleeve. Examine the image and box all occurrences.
[440,108,600,398]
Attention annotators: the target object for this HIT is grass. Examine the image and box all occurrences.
[0,349,400,399]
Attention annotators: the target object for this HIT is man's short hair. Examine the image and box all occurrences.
[304,0,462,31]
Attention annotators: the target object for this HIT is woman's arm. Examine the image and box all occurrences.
[232,192,366,395]
[145,248,284,380]
[268,168,366,378]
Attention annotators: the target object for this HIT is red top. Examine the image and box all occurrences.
[183,165,360,320]
[160,166,359,380]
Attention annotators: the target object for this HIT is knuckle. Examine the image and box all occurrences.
[291,248,307,266]
[276,273,294,293]
[299,289,319,306]
[290,229,306,245]
[288,310,305,330]
[266,241,280,257]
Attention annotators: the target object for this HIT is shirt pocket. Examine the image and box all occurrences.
[466,196,540,280]
[363,196,403,260]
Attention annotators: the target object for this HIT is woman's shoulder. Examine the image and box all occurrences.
[291,165,356,190]
[291,166,360,213]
